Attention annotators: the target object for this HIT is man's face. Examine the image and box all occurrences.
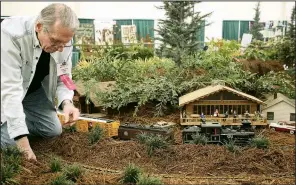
[35,20,74,53]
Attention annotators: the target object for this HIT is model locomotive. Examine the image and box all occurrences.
[182,121,255,146]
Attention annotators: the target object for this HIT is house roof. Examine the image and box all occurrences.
[74,80,116,107]
[179,84,264,106]
[263,93,295,110]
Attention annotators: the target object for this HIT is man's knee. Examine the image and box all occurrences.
[43,122,62,138]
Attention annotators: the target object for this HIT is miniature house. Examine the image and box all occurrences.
[262,93,295,124]
[179,84,267,126]
[73,80,116,114]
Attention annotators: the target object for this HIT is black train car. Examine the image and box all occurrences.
[182,122,255,146]
[118,122,175,142]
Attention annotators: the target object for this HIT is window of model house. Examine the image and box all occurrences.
[198,105,202,115]
[202,105,206,115]
[193,105,198,114]
[238,105,241,114]
[207,105,211,115]
[267,112,274,120]
[246,105,250,113]
[219,105,223,114]
[290,113,295,121]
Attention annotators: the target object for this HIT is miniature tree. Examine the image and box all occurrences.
[287,6,295,40]
[249,2,264,41]
[155,1,212,66]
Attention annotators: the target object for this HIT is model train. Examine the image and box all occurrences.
[57,112,176,140]
[118,122,175,141]
[182,121,255,146]
[57,112,120,137]
[58,112,254,145]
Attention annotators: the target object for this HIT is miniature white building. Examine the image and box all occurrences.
[262,93,295,124]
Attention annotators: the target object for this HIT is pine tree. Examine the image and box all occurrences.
[250,2,264,41]
[155,1,212,66]
[287,6,295,39]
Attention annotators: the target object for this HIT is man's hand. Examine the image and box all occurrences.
[62,100,80,124]
[15,136,37,161]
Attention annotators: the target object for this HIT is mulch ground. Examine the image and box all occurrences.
[12,126,295,185]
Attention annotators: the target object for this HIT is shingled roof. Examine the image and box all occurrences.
[179,84,265,106]
[263,93,295,109]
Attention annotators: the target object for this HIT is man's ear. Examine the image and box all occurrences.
[35,22,43,32]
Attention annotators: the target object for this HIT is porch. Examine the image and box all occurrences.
[180,115,267,126]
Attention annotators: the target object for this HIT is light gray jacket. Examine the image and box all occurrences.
[1,16,74,139]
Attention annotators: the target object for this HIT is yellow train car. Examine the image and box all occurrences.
[57,112,120,137]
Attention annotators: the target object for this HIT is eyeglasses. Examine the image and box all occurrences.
[45,30,73,48]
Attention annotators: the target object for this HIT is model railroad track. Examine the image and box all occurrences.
[40,153,294,181]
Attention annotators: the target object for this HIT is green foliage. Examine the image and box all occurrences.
[50,156,62,173]
[136,133,169,157]
[190,133,208,145]
[249,2,264,41]
[62,164,84,182]
[241,40,270,61]
[224,139,240,153]
[72,35,294,115]
[63,125,76,133]
[137,175,163,185]
[136,132,151,144]
[287,6,296,40]
[1,147,23,184]
[207,39,241,58]
[273,37,295,67]
[251,136,270,149]
[155,1,212,65]
[93,57,191,116]
[104,44,154,60]
[76,43,154,61]
[240,37,294,65]
[235,71,295,99]
[121,163,142,184]
[88,125,104,145]
[50,175,75,185]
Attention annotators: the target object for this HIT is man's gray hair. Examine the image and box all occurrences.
[37,3,80,32]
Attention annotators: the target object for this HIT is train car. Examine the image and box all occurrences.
[118,122,175,142]
[182,122,255,146]
[57,112,120,137]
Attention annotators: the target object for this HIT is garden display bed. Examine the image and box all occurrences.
[15,124,294,185]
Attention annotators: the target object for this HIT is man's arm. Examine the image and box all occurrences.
[56,48,74,109]
[1,29,36,160]
[1,30,29,139]
[56,48,79,122]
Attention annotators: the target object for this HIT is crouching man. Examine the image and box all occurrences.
[1,3,80,161]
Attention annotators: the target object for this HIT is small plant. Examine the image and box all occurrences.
[145,134,168,157]
[137,175,163,185]
[251,136,270,149]
[1,146,23,184]
[136,132,151,144]
[62,164,84,182]
[88,125,104,145]
[50,175,75,185]
[50,156,62,172]
[63,125,76,133]
[224,139,240,153]
[190,133,208,145]
[121,163,142,184]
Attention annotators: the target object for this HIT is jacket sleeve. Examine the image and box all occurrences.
[1,30,29,139]
[56,48,74,109]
